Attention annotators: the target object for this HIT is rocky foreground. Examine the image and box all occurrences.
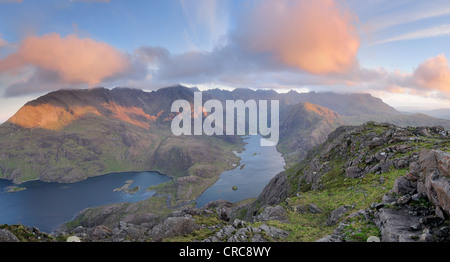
[1,122,449,242]
[319,148,450,242]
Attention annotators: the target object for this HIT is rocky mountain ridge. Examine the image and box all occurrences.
[2,86,450,184]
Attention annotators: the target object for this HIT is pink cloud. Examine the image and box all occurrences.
[413,54,450,93]
[237,0,360,75]
[0,33,129,86]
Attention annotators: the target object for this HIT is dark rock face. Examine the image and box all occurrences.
[372,149,450,242]
[242,172,290,221]
[415,150,450,216]
[54,199,289,242]
[278,102,342,165]
[257,172,290,207]
[392,177,417,195]
[374,207,431,242]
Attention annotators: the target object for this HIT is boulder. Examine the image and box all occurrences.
[409,162,421,177]
[66,236,81,242]
[308,204,321,214]
[228,228,250,242]
[257,205,288,222]
[367,236,381,242]
[149,216,199,240]
[316,234,342,242]
[259,224,289,239]
[326,205,350,226]
[374,207,425,242]
[416,150,450,216]
[204,200,233,221]
[397,194,411,205]
[437,153,450,176]
[0,229,19,242]
[92,225,112,240]
[345,166,363,178]
[109,222,148,242]
[392,176,416,195]
[416,127,432,137]
[423,170,450,215]
[380,160,394,173]
[418,150,438,173]
[222,225,236,238]
[369,137,384,148]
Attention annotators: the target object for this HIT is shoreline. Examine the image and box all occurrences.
[0,169,170,186]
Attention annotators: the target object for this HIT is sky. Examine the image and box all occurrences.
[1,0,450,121]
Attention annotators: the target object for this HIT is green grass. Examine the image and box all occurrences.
[0,224,55,242]
[340,214,380,242]
[268,169,406,242]
[163,228,217,242]
[163,214,225,242]
[5,186,27,192]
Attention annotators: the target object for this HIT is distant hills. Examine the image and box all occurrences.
[422,108,450,120]
[396,107,450,121]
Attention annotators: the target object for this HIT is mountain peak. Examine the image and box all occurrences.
[303,102,341,123]
[7,87,162,130]
[278,102,343,165]
[157,84,194,93]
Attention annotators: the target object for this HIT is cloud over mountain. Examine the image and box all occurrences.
[0,0,449,104]
[0,33,130,95]
[235,0,360,74]
[412,54,450,93]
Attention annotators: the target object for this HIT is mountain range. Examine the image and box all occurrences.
[3,85,449,182]
[1,85,450,242]
[422,108,450,120]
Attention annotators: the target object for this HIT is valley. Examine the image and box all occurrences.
[0,85,450,243]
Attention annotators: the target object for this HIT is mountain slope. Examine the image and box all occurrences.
[54,121,450,242]
[234,122,450,242]
[278,102,342,166]
[2,85,450,193]
[0,86,244,207]
[280,91,400,116]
